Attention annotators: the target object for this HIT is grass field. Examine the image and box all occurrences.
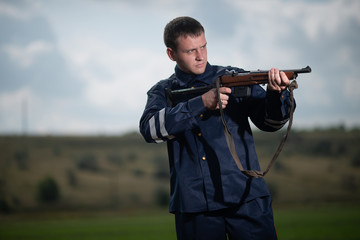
[1,204,359,240]
[1,131,360,211]
[0,210,176,240]
[274,204,360,240]
[1,131,360,239]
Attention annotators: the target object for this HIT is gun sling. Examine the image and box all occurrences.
[215,78,298,178]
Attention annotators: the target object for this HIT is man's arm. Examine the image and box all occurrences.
[139,82,206,143]
[249,68,294,132]
[201,68,290,110]
[267,68,290,92]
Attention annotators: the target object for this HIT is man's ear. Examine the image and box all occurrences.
[167,47,176,61]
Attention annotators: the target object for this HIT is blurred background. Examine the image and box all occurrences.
[0,0,359,135]
[0,0,360,239]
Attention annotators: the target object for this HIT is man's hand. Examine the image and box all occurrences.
[202,87,231,110]
[267,68,290,92]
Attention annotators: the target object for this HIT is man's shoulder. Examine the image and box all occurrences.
[159,73,178,86]
[211,64,245,75]
[221,65,245,72]
[148,74,178,92]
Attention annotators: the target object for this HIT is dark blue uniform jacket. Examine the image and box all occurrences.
[139,63,292,213]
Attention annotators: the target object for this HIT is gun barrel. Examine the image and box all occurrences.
[167,85,213,96]
[287,66,312,74]
[237,66,312,75]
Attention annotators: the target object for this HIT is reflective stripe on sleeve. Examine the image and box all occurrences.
[149,115,163,143]
[264,118,289,130]
[159,108,174,140]
[149,108,174,143]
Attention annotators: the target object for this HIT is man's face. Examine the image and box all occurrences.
[167,32,207,75]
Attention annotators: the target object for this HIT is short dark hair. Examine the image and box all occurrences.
[164,16,204,51]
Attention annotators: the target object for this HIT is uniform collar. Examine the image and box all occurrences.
[175,62,216,87]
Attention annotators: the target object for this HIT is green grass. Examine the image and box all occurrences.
[1,131,360,239]
[274,204,360,240]
[1,204,359,240]
[0,212,176,240]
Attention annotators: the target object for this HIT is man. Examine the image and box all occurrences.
[139,16,291,239]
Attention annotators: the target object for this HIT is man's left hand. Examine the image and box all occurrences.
[267,68,290,92]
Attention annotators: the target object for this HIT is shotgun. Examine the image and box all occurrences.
[166,66,311,105]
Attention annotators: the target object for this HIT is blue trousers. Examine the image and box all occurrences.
[175,196,277,240]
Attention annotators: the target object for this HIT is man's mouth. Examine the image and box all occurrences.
[196,62,204,68]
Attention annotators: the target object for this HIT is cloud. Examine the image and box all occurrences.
[0,87,33,110]
[0,0,41,20]
[301,0,360,40]
[344,76,360,102]
[0,87,35,132]
[57,35,173,110]
[219,1,359,105]
[225,0,360,40]
[0,0,359,135]
[2,40,53,68]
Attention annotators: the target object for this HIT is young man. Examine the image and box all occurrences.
[139,16,291,239]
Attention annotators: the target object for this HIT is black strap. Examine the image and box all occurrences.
[215,78,298,178]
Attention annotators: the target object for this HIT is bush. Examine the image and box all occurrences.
[0,198,11,213]
[127,152,138,162]
[132,169,145,177]
[66,169,77,187]
[154,187,169,207]
[312,140,331,156]
[107,153,124,165]
[76,154,99,172]
[273,161,287,173]
[36,177,60,203]
[152,155,169,181]
[14,149,28,170]
[340,175,357,191]
[267,182,278,200]
[351,151,360,168]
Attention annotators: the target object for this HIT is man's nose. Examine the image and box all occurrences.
[196,50,204,60]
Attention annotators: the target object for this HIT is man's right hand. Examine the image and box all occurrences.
[201,87,231,110]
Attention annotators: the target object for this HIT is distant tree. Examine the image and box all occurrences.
[312,140,331,156]
[266,182,278,200]
[154,187,169,207]
[107,153,124,165]
[66,169,77,187]
[76,154,99,172]
[127,152,138,162]
[273,161,287,173]
[340,175,357,191]
[351,151,360,168]
[36,177,60,203]
[152,155,169,181]
[0,198,11,213]
[52,147,62,156]
[14,149,28,170]
[132,169,145,177]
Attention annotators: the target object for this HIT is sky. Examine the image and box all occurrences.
[0,0,359,135]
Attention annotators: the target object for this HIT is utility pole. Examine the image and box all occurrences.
[22,98,27,135]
